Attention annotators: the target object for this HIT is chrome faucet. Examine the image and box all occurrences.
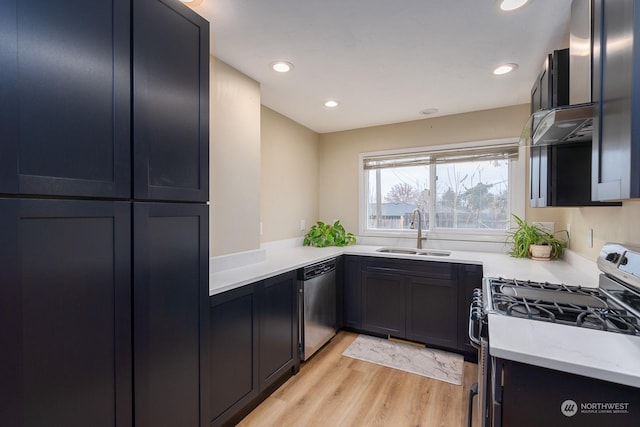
[410,208,427,249]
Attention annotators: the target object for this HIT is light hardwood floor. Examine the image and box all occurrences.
[238,331,479,427]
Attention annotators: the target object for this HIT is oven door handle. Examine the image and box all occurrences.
[468,305,482,349]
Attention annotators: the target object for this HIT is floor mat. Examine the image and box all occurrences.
[342,334,464,385]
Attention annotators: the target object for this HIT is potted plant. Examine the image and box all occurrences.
[507,215,568,260]
[303,220,356,247]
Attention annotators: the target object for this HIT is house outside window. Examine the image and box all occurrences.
[360,138,524,242]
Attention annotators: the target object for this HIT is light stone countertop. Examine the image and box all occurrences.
[209,244,640,388]
[488,313,640,388]
[209,244,600,296]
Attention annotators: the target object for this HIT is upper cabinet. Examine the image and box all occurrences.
[133,0,209,202]
[529,45,619,207]
[592,0,640,201]
[530,49,569,113]
[0,0,131,198]
[0,0,209,202]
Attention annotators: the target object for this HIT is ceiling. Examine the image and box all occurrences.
[189,0,571,134]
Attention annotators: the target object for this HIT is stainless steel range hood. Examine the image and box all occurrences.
[519,0,595,147]
[524,103,595,146]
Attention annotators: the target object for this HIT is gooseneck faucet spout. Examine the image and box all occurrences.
[410,208,427,249]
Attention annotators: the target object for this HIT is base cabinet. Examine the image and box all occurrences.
[406,275,457,348]
[209,271,298,427]
[357,257,458,350]
[361,270,406,337]
[209,285,259,426]
[458,263,483,359]
[344,256,481,357]
[342,255,363,330]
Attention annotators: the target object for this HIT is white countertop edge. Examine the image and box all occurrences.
[209,245,600,295]
[488,314,640,388]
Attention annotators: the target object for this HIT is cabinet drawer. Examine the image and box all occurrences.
[362,256,456,280]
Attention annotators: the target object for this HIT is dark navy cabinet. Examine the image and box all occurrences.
[342,255,363,330]
[257,272,299,390]
[458,263,483,360]
[0,199,132,427]
[209,271,298,427]
[592,0,640,201]
[362,270,406,337]
[405,265,458,348]
[343,256,477,356]
[528,47,617,207]
[0,0,131,199]
[133,0,209,202]
[209,285,259,427]
[356,257,458,350]
[0,1,210,426]
[133,203,209,427]
[0,0,209,201]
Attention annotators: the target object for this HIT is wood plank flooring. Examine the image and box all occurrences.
[238,331,479,427]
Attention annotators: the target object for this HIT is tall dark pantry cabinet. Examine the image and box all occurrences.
[0,1,210,426]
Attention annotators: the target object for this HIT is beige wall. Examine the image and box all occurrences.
[318,104,532,235]
[209,57,637,261]
[260,107,320,242]
[210,58,261,256]
[528,202,640,261]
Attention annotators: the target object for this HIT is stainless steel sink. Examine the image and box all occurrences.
[376,247,451,257]
[418,250,451,257]
[376,247,420,255]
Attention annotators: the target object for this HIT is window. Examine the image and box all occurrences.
[360,139,523,241]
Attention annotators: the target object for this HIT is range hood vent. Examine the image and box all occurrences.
[520,103,594,146]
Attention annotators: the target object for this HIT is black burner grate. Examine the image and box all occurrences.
[488,278,640,335]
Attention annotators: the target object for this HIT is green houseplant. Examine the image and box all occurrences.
[507,215,568,259]
[303,220,356,247]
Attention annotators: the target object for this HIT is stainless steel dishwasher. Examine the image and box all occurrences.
[298,258,337,361]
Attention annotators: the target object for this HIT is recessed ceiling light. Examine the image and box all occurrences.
[499,0,530,11]
[493,63,519,75]
[270,61,294,73]
[420,108,439,115]
[324,100,340,108]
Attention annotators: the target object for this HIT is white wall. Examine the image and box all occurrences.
[210,58,261,256]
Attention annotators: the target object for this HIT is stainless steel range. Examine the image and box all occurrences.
[468,243,640,427]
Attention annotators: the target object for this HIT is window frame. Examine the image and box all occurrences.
[358,138,525,243]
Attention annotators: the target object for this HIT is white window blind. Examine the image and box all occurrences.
[363,143,519,170]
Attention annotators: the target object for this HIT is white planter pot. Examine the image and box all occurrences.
[529,244,552,260]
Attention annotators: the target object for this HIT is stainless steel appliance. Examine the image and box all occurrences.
[468,243,640,427]
[298,258,337,361]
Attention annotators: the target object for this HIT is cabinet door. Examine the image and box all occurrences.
[406,272,458,348]
[457,264,483,358]
[343,255,362,329]
[209,286,259,427]
[133,202,209,427]
[592,0,637,201]
[361,270,406,337]
[133,0,209,202]
[529,145,548,207]
[0,199,132,427]
[257,271,299,390]
[0,0,130,198]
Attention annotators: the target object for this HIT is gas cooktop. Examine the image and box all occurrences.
[485,277,640,335]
